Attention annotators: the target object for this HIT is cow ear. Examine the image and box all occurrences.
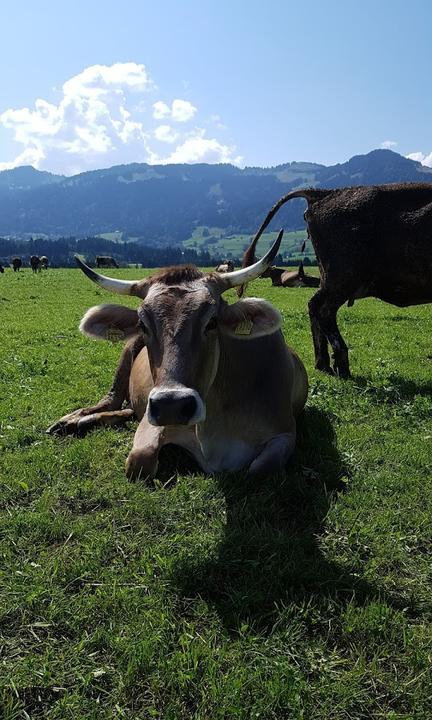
[79,304,139,342]
[218,298,281,340]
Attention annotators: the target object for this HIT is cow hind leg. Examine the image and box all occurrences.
[308,291,332,373]
[309,290,350,378]
[246,432,296,479]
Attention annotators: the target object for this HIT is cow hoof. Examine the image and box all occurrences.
[125,451,158,482]
[46,409,96,436]
[333,365,351,379]
[315,363,334,375]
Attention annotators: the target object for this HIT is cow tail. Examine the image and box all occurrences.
[237,188,325,297]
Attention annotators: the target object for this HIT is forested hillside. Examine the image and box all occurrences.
[1,150,431,241]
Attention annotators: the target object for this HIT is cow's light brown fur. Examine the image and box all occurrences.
[48,265,308,480]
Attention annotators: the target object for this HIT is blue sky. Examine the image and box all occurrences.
[1,0,431,174]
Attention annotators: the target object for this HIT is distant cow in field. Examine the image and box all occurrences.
[12,257,22,272]
[30,255,41,273]
[0,263,4,274]
[241,183,432,378]
[96,256,119,268]
[215,260,235,273]
[40,256,49,269]
[262,262,320,288]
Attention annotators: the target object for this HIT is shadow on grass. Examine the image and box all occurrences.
[171,407,393,631]
[351,373,432,404]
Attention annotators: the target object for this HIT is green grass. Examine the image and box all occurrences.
[182,227,313,261]
[1,268,431,719]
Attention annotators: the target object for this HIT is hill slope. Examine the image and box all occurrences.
[0,150,431,241]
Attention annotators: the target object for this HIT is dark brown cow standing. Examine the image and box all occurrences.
[96,256,119,268]
[241,183,432,377]
[12,257,22,272]
[30,255,41,273]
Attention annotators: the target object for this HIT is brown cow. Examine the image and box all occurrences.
[48,232,308,480]
[215,260,235,273]
[96,255,119,268]
[12,257,22,272]
[240,184,432,378]
[30,255,41,273]
[262,262,320,288]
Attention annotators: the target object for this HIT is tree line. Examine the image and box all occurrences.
[0,237,224,268]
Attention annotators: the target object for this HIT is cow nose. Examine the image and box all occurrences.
[147,389,203,426]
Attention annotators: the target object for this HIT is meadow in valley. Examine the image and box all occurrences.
[0,267,431,719]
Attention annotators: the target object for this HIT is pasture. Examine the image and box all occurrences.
[0,267,431,719]
[182,227,314,262]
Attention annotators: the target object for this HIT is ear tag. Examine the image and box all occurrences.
[234,318,253,336]
[105,327,125,342]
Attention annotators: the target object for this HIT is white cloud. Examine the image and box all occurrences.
[152,99,197,122]
[63,62,152,99]
[152,101,170,120]
[171,99,197,122]
[0,145,45,171]
[154,128,243,165]
[209,114,227,130]
[154,125,179,144]
[406,151,425,162]
[0,62,240,174]
[406,150,432,167]
[380,140,398,150]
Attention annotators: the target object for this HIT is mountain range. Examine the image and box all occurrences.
[0,149,431,242]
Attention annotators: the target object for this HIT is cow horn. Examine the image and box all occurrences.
[218,229,284,290]
[74,256,139,295]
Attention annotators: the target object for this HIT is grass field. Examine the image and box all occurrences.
[182,227,314,262]
[1,268,431,719]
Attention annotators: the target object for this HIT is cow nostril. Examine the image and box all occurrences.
[180,396,197,421]
[148,392,200,426]
[148,397,160,422]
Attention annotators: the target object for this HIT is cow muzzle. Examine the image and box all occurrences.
[147,386,205,427]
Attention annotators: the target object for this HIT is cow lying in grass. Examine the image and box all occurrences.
[215,260,235,273]
[48,232,308,480]
[262,262,320,288]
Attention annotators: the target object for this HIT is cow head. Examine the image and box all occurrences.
[75,231,283,427]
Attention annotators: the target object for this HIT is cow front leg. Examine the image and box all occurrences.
[309,290,350,378]
[65,407,135,435]
[126,419,203,481]
[47,336,145,436]
[125,416,163,480]
[246,432,296,479]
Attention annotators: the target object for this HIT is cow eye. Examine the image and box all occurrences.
[205,316,218,333]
